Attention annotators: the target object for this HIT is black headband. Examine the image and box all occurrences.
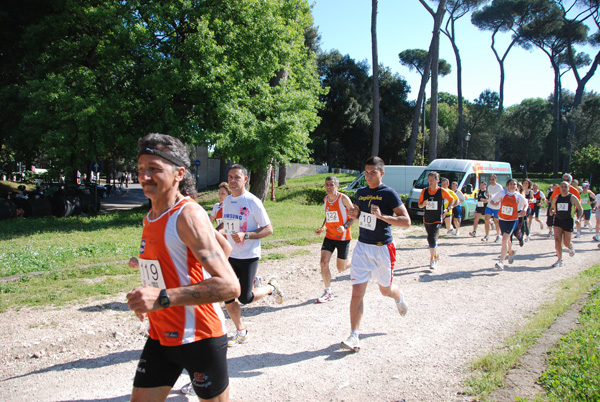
[138,147,187,167]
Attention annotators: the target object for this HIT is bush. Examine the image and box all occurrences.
[571,145,600,188]
[304,186,407,205]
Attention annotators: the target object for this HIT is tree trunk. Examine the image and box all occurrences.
[406,67,431,165]
[249,164,271,203]
[278,163,287,186]
[371,0,380,156]
[428,0,446,161]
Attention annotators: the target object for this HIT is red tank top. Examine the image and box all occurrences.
[498,192,519,221]
[139,197,226,346]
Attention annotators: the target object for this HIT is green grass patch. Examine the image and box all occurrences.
[463,265,600,401]
[0,173,359,309]
[539,282,600,401]
[0,263,139,312]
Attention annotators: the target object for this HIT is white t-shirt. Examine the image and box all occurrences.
[486,183,504,210]
[222,191,271,259]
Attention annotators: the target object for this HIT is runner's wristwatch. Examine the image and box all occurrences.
[158,289,170,308]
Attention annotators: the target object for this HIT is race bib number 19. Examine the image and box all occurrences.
[139,258,166,289]
[223,219,241,235]
[359,212,377,231]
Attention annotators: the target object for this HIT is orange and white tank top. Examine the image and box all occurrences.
[498,192,519,221]
[139,197,227,346]
[324,193,352,241]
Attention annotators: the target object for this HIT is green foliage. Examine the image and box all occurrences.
[1,0,322,181]
[571,145,600,186]
[540,278,600,401]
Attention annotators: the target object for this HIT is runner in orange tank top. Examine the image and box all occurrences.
[126,133,239,402]
[314,176,355,303]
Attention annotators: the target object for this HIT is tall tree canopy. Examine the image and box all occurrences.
[0,0,323,198]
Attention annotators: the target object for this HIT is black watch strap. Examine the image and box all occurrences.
[159,289,170,308]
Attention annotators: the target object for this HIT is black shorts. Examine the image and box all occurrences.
[321,237,351,260]
[554,218,574,232]
[226,257,259,305]
[528,206,540,218]
[133,336,229,399]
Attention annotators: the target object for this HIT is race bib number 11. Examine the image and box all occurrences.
[223,219,241,235]
[359,212,377,231]
[139,258,166,289]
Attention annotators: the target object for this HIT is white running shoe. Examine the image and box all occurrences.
[181,382,196,395]
[548,232,553,238]
[253,275,263,289]
[268,278,284,304]
[593,234,600,242]
[551,259,564,268]
[396,294,408,316]
[481,235,489,242]
[574,232,581,238]
[227,330,249,347]
[495,261,504,270]
[340,334,360,352]
[429,258,436,270]
[447,228,455,235]
[469,231,476,237]
[454,229,460,236]
[495,235,501,243]
[569,246,575,257]
[508,250,515,264]
[316,291,334,303]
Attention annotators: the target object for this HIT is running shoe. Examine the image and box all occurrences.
[574,232,581,238]
[569,245,575,257]
[253,275,263,289]
[495,235,501,243]
[551,259,564,267]
[481,235,489,242]
[508,250,515,264]
[317,291,334,303]
[396,294,408,316]
[429,258,436,270]
[340,334,360,352]
[593,234,600,242]
[434,253,440,262]
[518,236,524,247]
[181,382,196,395]
[469,231,476,237]
[495,261,504,270]
[268,278,284,304]
[447,228,455,235]
[227,330,249,346]
[454,229,460,236]
[548,232,553,238]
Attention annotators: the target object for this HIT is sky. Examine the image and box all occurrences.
[311,0,600,107]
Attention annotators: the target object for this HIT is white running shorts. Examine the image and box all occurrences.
[350,241,396,287]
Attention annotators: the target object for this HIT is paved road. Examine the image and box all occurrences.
[99,183,149,213]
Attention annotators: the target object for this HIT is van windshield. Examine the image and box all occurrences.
[413,170,466,189]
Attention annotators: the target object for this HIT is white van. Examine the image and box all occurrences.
[406,159,512,220]
[345,165,427,195]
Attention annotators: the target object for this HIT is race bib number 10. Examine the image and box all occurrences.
[223,219,241,235]
[139,258,166,289]
[359,212,377,231]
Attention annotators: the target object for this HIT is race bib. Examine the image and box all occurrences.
[477,201,484,207]
[582,199,589,204]
[359,212,377,231]
[557,203,569,212]
[139,258,166,289]
[222,218,241,235]
[501,206,513,216]
[426,200,438,210]
[326,210,339,222]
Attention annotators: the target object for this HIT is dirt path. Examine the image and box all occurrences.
[1,225,599,402]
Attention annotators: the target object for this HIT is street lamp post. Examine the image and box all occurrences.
[465,131,471,159]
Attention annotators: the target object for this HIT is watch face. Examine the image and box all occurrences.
[159,290,170,308]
